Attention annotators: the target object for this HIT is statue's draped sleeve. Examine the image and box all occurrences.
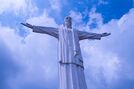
[77,30,102,40]
[32,26,59,38]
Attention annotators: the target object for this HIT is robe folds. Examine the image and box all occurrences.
[58,25,87,89]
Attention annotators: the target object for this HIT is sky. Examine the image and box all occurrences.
[0,0,134,89]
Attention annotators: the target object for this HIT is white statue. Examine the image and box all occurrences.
[21,16,110,89]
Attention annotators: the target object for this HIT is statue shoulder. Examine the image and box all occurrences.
[58,25,64,29]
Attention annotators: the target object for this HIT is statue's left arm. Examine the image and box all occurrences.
[77,30,111,40]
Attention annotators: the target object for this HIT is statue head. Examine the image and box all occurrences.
[64,16,72,29]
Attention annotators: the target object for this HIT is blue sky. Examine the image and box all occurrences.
[0,0,134,89]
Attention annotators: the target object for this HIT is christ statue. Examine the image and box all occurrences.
[21,16,110,89]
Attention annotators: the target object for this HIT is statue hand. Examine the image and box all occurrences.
[21,23,33,28]
[101,32,111,37]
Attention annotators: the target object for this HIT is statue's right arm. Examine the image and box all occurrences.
[21,23,58,39]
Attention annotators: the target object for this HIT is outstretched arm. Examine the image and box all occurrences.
[21,23,58,39]
[78,30,111,40]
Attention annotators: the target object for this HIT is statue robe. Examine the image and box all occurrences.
[30,25,102,89]
[58,25,87,89]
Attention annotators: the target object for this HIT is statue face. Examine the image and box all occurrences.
[64,16,72,29]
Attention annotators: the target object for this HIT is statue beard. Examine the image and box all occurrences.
[64,21,72,29]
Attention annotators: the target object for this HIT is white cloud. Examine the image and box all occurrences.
[69,10,83,24]
[81,42,121,84]
[0,11,58,89]
[0,0,38,16]
[27,10,58,27]
[49,0,61,12]
[87,7,103,29]
[118,8,134,31]
[69,10,89,32]
[69,8,104,32]
[80,8,134,88]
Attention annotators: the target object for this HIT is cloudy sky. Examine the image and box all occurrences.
[0,0,134,89]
